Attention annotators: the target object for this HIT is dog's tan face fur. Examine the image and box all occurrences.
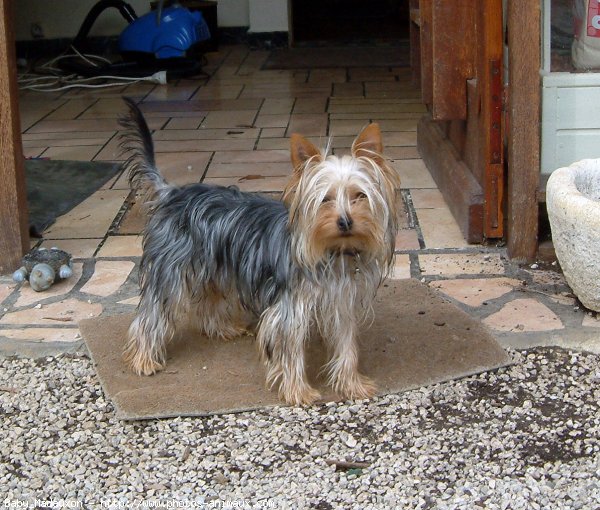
[284,124,401,270]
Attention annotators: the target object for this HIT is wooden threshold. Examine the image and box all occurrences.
[417,114,484,244]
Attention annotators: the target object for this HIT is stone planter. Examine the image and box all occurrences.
[546,159,600,311]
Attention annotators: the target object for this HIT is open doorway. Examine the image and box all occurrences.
[290,0,410,44]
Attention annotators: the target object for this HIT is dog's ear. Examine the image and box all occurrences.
[351,123,384,161]
[285,134,323,206]
[290,133,322,173]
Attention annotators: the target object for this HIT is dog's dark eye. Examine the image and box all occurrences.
[322,195,333,203]
[353,192,367,201]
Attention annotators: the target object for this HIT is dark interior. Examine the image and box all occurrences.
[291,0,410,44]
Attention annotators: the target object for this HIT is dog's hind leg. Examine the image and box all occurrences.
[123,293,179,376]
[192,290,252,341]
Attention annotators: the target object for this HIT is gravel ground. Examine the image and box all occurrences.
[1,347,599,509]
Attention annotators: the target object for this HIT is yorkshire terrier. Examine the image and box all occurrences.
[119,98,401,405]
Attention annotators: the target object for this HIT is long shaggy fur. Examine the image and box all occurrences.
[119,98,401,406]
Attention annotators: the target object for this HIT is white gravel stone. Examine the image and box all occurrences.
[0,348,598,508]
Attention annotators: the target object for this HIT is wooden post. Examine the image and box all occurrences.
[477,0,504,240]
[0,0,28,274]
[507,0,541,261]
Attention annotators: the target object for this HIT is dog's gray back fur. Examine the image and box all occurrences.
[119,98,294,315]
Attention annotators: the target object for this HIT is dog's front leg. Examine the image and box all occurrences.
[322,310,376,401]
[256,297,321,406]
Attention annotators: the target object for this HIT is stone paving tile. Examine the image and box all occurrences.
[331,112,423,121]
[0,298,102,326]
[547,293,577,307]
[390,255,411,280]
[419,253,505,276]
[144,84,202,102]
[202,176,289,193]
[254,114,290,129]
[259,99,295,115]
[153,139,256,152]
[393,159,436,189]
[329,119,369,137]
[20,97,69,124]
[116,200,146,235]
[22,136,111,148]
[80,261,135,297]
[286,114,328,137]
[0,280,16,306]
[23,147,47,158]
[582,314,600,328]
[0,328,81,343]
[153,128,259,140]
[293,97,328,114]
[190,84,243,100]
[212,150,290,164]
[260,128,287,138]
[164,118,202,130]
[25,118,120,134]
[141,98,262,112]
[13,263,84,308]
[101,152,205,188]
[201,110,257,129]
[329,102,426,114]
[117,296,140,306]
[395,229,420,251]
[92,134,125,161]
[43,190,129,239]
[429,277,521,307]
[411,189,447,209]
[483,298,565,332]
[256,138,292,151]
[382,132,418,147]
[205,162,292,179]
[150,152,211,186]
[96,236,143,258]
[417,208,468,249]
[527,268,568,287]
[386,147,420,160]
[378,119,419,132]
[332,82,364,97]
[38,239,102,260]
[42,146,103,161]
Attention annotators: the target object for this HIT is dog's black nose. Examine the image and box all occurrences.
[337,215,353,232]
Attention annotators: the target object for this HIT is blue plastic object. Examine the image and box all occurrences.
[119,5,210,59]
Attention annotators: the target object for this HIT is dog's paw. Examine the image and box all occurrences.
[337,373,377,401]
[280,383,321,407]
[124,352,164,376]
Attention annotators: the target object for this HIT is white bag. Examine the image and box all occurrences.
[572,0,600,69]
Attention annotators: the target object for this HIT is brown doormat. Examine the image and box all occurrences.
[79,279,511,420]
[262,45,410,70]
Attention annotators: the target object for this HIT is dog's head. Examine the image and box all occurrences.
[284,124,401,270]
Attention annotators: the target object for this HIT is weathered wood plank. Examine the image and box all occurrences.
[431,0,476,120]
[409,0,421,88]
[507,0,541,261]
[419,0,433,106]
[478,0,505,239]
[0,0,29,274]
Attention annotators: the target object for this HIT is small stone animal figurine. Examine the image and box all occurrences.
[12,247,73,292]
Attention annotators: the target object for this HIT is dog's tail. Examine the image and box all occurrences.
[119,97,168,197]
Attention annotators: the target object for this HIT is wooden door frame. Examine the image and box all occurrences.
[0,0,28,275]
[506,0,541,262]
